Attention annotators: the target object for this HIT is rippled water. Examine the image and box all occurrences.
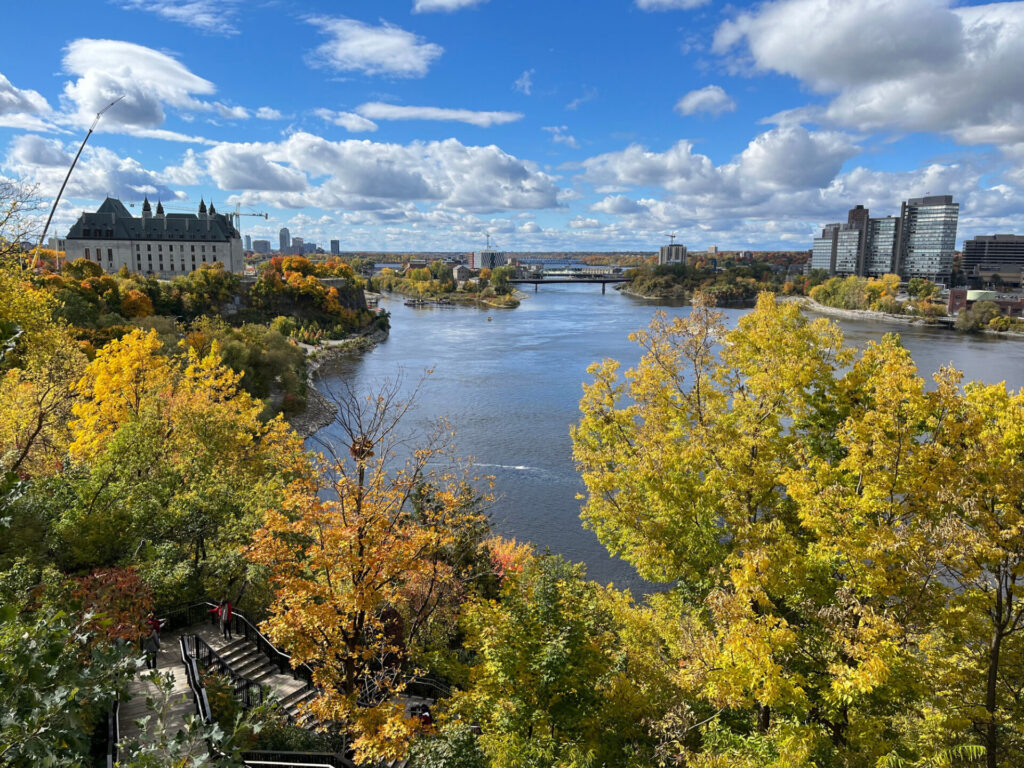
[313,285,1024,591]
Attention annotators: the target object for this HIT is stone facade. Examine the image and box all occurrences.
[65,197,244,278]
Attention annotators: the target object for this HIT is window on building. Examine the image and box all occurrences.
[147,244,151,252]
[191,245,195,252]
[84,248,90,259]
[158,245,162,252]
[212,245,216,252]
[201,246,205,252]
[136,244,140,251]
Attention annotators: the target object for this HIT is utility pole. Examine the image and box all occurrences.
[31,95,124,270]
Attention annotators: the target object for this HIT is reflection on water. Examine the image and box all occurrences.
[314,285,1024,592]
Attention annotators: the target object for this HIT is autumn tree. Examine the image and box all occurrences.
[0,262,85,491]
[47,327,307,604]
[571,294,961,765]
[445,550,685,768]
[247,377,491,763]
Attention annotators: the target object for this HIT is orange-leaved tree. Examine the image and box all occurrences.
[247,376,491,762]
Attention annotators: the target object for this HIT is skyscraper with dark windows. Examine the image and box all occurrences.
[810,196,958,282]
[897,195,959,283]
[279,227,290,253]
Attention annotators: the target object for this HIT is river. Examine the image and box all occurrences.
[313,284,1024,591]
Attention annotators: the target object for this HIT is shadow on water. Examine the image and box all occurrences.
[311,285,1024,594]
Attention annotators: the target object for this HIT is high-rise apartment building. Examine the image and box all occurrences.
[292,236,304,255]
[244,234,252,251]
[658,243,687,265]
[811,196,958,282]
[865,216,900,276]
[279,227,290,253]
[897,195,959,282]
[330,239,340,255]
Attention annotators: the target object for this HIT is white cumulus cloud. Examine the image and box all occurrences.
[0,73,54,131]
[675,85,736,117]
[307,17,443,78]
[714,0,1024,146]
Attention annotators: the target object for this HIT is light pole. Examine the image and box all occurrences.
[30,95,124,271]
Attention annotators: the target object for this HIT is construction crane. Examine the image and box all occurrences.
[127,201,269,229]
[664,232,677,245]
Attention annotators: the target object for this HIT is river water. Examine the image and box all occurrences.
[313,285,1024,591]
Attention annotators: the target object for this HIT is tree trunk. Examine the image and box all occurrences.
[986,626,1002,768]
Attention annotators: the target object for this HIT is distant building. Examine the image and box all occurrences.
[244,234,252,251]
[330,239,340,255]
[472,249,509,269]
[452,264,473,282]
[65,197,243,277]
[898,195,959,282]
[303,241,317,255]
[658,243,687,265]
[279,227,290,253]
[948,288,1024,318]
[47,237,66,251]
[707,245,718,255]
[962,234,1024,287]
[811,197,958,282]
[252,239,271,254]
[865,216,900,277]
[292,236,304,255]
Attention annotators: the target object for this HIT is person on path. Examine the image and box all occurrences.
[145,612,162,648]
[221,600,233,640]
[142,630,159,670]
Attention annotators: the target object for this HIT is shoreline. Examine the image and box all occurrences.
[287,325,390,438]
[786,296,1024,340]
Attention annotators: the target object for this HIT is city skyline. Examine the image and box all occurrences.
[1,0,1023,252]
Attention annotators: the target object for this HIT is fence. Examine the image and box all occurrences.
[186,632,266,711]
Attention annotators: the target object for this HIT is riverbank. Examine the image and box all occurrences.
[786,296,1024,340]
[384,287,521,309]
[783,295,935,326]
[287,325,390,438]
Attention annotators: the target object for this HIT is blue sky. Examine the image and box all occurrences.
[1,0,1022,251]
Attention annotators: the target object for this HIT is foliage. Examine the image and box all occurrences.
[408,722,487,768]
[448,552,682,768]
[625,260,788,302]
[955,301,1003,332]
[247,378,491,763]
[48,327,308,605]
[809,273,904,312]
[572,292,1024,766]
[0,600,135,767]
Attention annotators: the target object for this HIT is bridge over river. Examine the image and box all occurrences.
[509,275,629,293]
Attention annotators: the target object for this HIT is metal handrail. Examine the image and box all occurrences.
[178,635,213,724]
[187,632,266,711]
[105,695,119,768]
[239,750,355,768]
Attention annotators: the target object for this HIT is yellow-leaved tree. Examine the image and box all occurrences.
[247,377,491,763]
[55,327,307,604]
[572,293,1009,766]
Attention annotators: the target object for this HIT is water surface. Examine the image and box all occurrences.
[314,285,1024,591]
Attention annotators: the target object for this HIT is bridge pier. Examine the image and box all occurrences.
[602,282,606,294]
[535,282,538,292]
